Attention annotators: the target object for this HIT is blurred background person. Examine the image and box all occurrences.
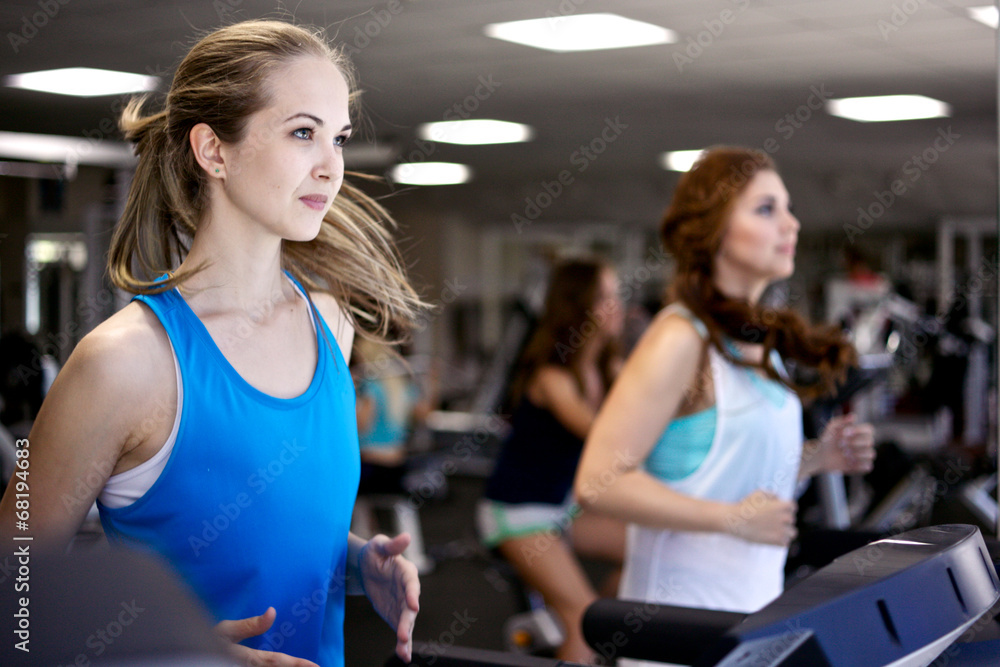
[352,338,438,573]
[575,148,875,626]
[477,257,628,663]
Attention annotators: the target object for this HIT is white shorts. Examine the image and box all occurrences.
[475,497,581,547]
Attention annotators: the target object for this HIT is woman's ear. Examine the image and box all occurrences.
[189,123,225,178]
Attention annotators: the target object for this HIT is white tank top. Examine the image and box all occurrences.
[619,305,803,617]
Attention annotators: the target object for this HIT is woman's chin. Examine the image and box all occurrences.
[774,259,795,280]
[285,224,324,244]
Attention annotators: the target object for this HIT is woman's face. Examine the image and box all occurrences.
[218,55,351,242]
[593,268,624,339]
[714,169,800,289]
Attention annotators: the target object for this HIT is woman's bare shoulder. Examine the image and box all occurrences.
[30,302,176,471]
[642,307,707,352]
[69,302,175,401]
[84,301,171,360]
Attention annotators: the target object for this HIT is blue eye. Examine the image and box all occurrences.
[334,134,351,148]
[757,203,774,216]
[292,127,313,140]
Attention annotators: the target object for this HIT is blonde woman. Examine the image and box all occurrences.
[0,20,426,667]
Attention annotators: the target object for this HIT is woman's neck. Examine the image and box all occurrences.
[177,215,290,315]
[712,267,767,305]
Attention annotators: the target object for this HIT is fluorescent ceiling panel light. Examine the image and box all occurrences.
[967,6,998,28]
[660,149,704,172]
[417,119,534,145]
[6,67,159,97]
[389,162,471,186]
[826,95,951,122]
[484,13,676,52]
[0,131,136,168]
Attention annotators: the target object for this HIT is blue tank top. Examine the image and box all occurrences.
[98,272,359,667]
[484,398,582,505]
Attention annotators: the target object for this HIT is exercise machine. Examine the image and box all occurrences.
[391,524,1000,666]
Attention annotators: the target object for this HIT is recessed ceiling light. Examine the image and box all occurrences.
[389,162,472,186]
[967,6,998,29]
[484,13,676,52]
[5,67,159,97]
[417,119,534,145]
[660,149,704,172]
[826,95,951,122]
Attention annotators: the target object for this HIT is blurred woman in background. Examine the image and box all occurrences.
[477,257,627,663]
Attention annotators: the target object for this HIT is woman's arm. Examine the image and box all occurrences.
[574,312,796,545]
[530,366,600,440]
[574,313,729,529]
[355,392,376,433]
[312,293,417,659]
[0,304,175,550]
[410,361,439,425]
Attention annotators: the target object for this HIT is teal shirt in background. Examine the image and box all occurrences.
[357,376,418,450]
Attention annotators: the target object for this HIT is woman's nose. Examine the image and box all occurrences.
[315,144,341,180]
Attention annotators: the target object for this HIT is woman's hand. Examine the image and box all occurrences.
[215,607,319,666]
[358,533,421,663]
[810,414,876,476]
[727,490,797,546]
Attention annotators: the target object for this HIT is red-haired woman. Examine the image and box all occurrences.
[477,258,627,663]
[575,147,875,619]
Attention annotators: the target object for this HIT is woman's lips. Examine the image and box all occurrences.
[300,195,328,211]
